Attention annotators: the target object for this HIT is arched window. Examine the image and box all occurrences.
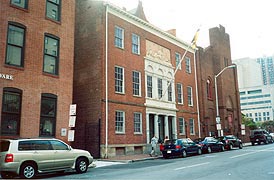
[206,79,212,99]
[1,87,22,135]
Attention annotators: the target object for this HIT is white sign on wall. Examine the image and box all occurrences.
[69,116,76,127]
[68,130,75,141]
[69,104,76,115]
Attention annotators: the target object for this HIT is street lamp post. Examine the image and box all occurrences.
[215,64,236,137]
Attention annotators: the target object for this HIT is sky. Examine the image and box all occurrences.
[106,0,274,60]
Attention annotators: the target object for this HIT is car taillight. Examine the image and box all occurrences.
[160,144,164,151]
[175,145,181,149]
[5,154,14,163]
[226,140,229,143]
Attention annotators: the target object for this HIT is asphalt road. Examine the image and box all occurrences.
[45,143,274,180]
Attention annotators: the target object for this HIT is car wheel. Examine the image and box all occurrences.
[197,148,202,155]
[1,172,15,179]
[207,146,212,153]
[229,144,233,150]
[76,158,88,173]
[251,142,255,146]
[221,145,225,152]
[20,162,37,179]
[239,143,243,149]
[182,150,187,158]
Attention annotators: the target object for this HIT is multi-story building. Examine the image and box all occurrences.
[74,1,199,158]
[196,25,241,137]
[0,0,75,142]
[233,56,274,121]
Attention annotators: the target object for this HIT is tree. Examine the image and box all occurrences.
[260,120,274,132]
[242,114,257,130]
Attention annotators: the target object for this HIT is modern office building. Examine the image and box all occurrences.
[196,25,242,137]
[0,0,75,142]
[233,56,274,121]
[74,1,199,158]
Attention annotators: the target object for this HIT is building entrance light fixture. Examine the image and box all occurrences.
[214,64,236,137]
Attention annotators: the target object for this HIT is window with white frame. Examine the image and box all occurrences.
[147,75,153,98]
[132,71,141,96]
[185,57,191,73]
[158,78,163,99]
[115,111,125,133]
[115,26,124,49]
[187,86,193,106]
[132,33,140,54]
[179,117,185,135]
[167,81,172,101]
[115,66,124,93]
[189,118,195,135]
[177,83,183,104]
[175,52,181,70]
[134,112,142,133]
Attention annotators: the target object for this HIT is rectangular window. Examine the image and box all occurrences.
[132,33,140,54]
[177,83,183,104]
[11,0,28,9]
[40,94,57,137]
[185,57,191,73]
[167,81,172,101]
[115,111,125,133]
[115,26,124,49]
[179,118,185,135]
[158,78,163,99]
[115,66,124,93]
[189,118,195,135]
[43,35,59,75]
[46,0,61,21]
[187,86,193,106]
[132,71,141,96]
[134,112,142,133]
[6,23,25,67]
[1,88,22,135]
[175,52,181,70]
[147,75,153,98]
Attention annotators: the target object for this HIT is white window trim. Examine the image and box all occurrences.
[179,117,185,135]
[133,71,141,97]
[177,83,183,104]
[175,52,181,70]
[132,33,140,55]
[115,66,125,94]
[190,118,195,135]
[134,112,142,134]
[115,110,125,134]
[187,86,193,106]
[115,26,124,49]
[185,57,191,74]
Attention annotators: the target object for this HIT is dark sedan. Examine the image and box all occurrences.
[160,138,202,159]
[217,135,243,150]
[194,137,224,153]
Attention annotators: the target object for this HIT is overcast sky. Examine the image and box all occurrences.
[107,0,274,60]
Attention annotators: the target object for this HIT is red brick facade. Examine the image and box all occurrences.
[0,0,75,143]
[74,1,199,158]
[196,25,241,138]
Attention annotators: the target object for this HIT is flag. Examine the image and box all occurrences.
[191,28,200,49]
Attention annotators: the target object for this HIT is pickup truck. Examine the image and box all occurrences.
[250,129,273,145]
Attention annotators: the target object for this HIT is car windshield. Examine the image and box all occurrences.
[0,140,10,152]
[164,139,178,145]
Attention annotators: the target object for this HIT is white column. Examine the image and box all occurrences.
[172,116,177,139]
[164,115,169,138]
[146,113,150,144]
[154,114,159,138]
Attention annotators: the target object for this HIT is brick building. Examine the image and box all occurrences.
[196,25,241,138]
[74,1,199,158]
[0,0,75,142]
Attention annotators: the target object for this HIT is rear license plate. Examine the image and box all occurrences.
[167,150,171,153]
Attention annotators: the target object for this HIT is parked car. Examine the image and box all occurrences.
[194,137,224,153]
[0,138,93,179]
[250,129,273,145]
[269,133,274,139]
[160,138,202,159]
[217,135,243,150]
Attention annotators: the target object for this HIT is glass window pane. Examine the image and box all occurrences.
[44,55,57,74]
[8,25,24,46]
[1,114,19,135]
[45,37,58,56]
[46,1,60,21]
[40,118,55,136]
[41,97,56,117]
[11,0,28,9]
[6,45,22,66]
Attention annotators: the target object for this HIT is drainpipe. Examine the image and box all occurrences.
[194,50,201,138]
[105,3,109,158]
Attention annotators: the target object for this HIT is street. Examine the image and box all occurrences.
[44,143,274,180]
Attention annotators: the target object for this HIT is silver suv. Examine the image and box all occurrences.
[0,138,93,179]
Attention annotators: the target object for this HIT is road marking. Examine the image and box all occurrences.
[174,162,210,171]
[230,147,274,159]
